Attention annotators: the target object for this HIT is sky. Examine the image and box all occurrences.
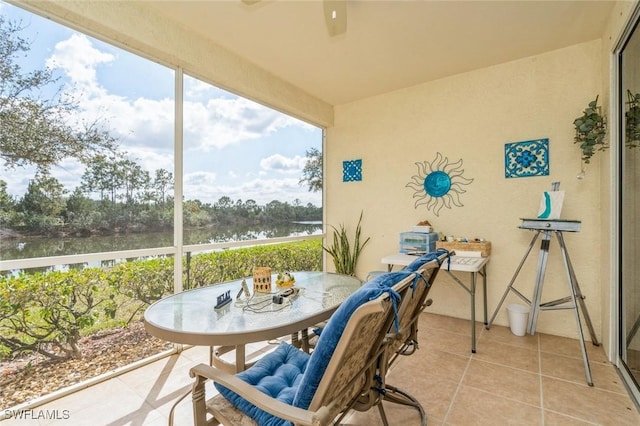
[0,1,323,207]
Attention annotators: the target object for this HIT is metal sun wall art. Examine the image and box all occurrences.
[406,152,474,217]
[504,138,550,178]
[342,159,362,182]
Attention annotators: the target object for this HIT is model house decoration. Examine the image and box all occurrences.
[504,138,550,178]
[406,152,474,217]
[252,267,272,293]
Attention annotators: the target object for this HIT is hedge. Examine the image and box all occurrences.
[0,239,322,360]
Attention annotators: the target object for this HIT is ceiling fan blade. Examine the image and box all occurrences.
[323,0,347,37]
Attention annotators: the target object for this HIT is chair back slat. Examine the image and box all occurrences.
[307,273,415,416]
[387,251,448,362]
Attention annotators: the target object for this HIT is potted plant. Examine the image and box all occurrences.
[323,211,370,276]
[573,96,607,164]
[626,90,640,148]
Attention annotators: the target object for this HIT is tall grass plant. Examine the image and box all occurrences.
[323,211,370,276]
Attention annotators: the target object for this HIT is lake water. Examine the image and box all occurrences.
[0,222,323,262]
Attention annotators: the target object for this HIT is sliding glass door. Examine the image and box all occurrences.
[619,3,640,405]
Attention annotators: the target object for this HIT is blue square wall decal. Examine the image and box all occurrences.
[343,159,362,182]
[504,138,549,178]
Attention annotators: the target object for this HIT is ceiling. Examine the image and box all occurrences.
[146,0,616,106]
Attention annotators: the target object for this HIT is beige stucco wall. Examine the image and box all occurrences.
[327,40,604,339]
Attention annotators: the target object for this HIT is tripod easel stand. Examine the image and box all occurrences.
[488,217,599,386]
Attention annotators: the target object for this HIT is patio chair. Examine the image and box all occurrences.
[388,249,450,361]
[351,249,450,425]
[295,250,450,356]
[189,270,418,425]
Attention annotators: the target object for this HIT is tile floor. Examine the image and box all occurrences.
[3,312,640,425]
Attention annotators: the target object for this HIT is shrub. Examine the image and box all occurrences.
[187,239,322,288]
[107,256,174,321]
[0,268,114,360]
[0,239,322,360]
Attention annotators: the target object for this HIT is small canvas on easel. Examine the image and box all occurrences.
[537,190,565,220]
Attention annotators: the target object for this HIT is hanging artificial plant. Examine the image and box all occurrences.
[625,90,640,149]
[573,96,607,164]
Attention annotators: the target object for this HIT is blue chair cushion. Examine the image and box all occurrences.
[405,248,450,273]
[214,342,309,426]
[215,273,404,423]
[403,249,449,300]
[291,276,401,409]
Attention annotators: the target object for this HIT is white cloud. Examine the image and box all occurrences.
[183,97,305,150]
[45,34,175,151]
[50,158,86,190]
[260,154,305,173]
[4,159,85,198]
[182,171,219,202]
[98,97,175,149]
[185,78,214,98]
[45,34,315,155]
[234,177,320,205]
[124,147,174,175]
[183,175,320,206]
[46,34,114,94]
[3,169,33,199]
[184,171,217,186]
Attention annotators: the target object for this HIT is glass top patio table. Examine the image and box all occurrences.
[144,271,361,350]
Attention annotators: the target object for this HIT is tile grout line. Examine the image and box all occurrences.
[537,332,545,425]
[441,346,474,424]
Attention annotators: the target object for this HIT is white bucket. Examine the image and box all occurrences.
[507,304,530,336]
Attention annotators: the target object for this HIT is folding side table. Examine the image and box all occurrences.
[381,253,489,353]
[488,218,599,386]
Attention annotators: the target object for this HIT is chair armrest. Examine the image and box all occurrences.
[189,363,333,426]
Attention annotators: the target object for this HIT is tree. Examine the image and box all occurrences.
[153,168,173,206]
[19,172,66,218]
[0,179,15,225]
[65,187,98,231]
[299,147,322,193]
[81,153,122,205]
[184,199,210,227]
[243,199,261,220]
[214,196,233,210]
[80,153,125,228]
[18,172,67,230]
[118,157,149,206]
[264,200,294,222]
[0,16,115,173]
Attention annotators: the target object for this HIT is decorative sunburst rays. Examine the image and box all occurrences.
[406,152,474,217]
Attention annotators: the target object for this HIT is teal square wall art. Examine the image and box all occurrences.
[504,138,549,178]
[343,159,362,182]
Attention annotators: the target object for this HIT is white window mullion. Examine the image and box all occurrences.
[174,68,184,294]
